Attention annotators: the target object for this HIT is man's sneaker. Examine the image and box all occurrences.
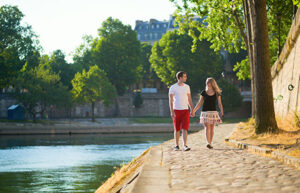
[182,145,191,151]
[206,144,213,149]
[173,146,180,151]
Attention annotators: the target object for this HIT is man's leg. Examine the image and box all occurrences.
[174,130,180,146]
[181,110,190,150]
[173,110,181,148]
[182,129,188,146]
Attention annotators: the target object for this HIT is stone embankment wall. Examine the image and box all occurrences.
[271,9,300,117]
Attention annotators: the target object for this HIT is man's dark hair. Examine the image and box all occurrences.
[176,71,186,80]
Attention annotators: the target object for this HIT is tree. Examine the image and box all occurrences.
[92,17,141,96]
[243,0,278,133]
[170,0,286,133]
[171,0,298,119]
[71,65,116,122]
[13,60,71,122]
[0,5,40,89]
[138,43,159,81]
[49,50,76,89]
[73,35,94,72]
[150,30,223,92]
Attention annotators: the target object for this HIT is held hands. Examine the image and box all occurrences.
[220,111,224,117]
[190,110,195,117]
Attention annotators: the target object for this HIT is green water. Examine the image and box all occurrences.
[0,133,172,193]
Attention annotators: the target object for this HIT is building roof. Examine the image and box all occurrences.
[8,104,20,110]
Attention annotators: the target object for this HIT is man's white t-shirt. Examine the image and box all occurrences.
[169,83,191,110]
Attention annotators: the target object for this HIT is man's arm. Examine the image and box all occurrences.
[187,93,193,115]
[169,94,175,118]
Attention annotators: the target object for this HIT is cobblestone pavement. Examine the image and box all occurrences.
[161,123,300,193]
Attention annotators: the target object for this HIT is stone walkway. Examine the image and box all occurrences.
[151,123,300,193]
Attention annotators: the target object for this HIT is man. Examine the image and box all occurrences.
[169,71,193,151]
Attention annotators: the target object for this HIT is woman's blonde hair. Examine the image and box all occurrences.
[206,77,222,96]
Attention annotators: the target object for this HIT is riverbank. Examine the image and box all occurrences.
[96,123,300,193]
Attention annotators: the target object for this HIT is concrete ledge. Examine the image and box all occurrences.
[95,145,168,193]
[225,139,300,170]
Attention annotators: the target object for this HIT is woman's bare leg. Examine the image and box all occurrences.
[204,123,210,144]
[209,124,215,145]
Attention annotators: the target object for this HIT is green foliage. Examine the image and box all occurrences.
[13,60,71,121]
[0,48,21,88]
[49,50,76,89]
[139,43,159,81]
[73,35,94,72]
[0,5,40,88]
[233,56,250,80]
[133,91,143,108]
[217,79,243,112]
[293,0,300,7]
[92,17,141,95]
[267,0,294,65]
[71,65,116,106]
[170,0,296,80]
[150,30,223,92]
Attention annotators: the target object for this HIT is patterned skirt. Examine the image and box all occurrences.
[200,111,222,125]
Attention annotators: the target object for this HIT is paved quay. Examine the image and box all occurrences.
[132,123,300,193]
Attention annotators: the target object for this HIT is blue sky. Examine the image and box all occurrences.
[1,0,177,62]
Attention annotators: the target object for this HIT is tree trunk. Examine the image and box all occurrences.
[242,0,256,118]
[247,0,278,133]
[91,102,95,122]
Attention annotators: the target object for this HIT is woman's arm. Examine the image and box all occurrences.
[217,95,224,117]
[192,96,204,115]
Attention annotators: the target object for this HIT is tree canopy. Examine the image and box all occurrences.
[0,5,40,89]
[71,65,116,121]
[92,17,141,95]
[150,29,223,92]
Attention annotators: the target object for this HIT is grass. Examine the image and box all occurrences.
[0,119,57,124]
[229,113,300,158]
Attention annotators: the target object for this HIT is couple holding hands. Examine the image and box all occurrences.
[169,71,224,151]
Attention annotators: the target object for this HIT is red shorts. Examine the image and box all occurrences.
[173,110,190,131]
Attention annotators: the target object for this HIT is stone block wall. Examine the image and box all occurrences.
[0,94,16,118]
[68,93,199,118]
[271,9,300,117]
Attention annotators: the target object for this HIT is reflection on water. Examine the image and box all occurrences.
[0,133,172,193]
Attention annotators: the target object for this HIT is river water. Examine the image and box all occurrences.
[0,133,172,193]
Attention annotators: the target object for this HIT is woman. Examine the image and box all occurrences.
[192,78,223,149]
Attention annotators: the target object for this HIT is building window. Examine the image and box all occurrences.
[152,25,154,29]
[139,26,142,29]
[144,34,148,40]
[137,34,141,40]
[156,24,159,28]
[154,33,158,39]
[149,33,152,39]
[164,24,167,28]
